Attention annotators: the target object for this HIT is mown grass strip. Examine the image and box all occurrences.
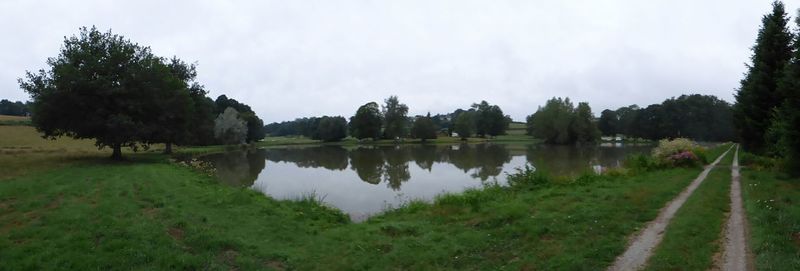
[644,150,733,270]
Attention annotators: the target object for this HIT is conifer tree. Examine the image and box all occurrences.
[734,1,793,153]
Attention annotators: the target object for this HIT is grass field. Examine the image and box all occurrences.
[0,123,775,270]
[0,115,32,126]
[0,151,708,269]
[740,163,800,270]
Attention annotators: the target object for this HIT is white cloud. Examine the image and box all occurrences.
[0,0,793,122]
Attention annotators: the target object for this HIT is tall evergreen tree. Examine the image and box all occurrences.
[771,13,800,175]
[734,1,793,153]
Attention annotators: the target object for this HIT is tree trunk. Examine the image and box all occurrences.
[111,144,122,160]
[164,142,173,154]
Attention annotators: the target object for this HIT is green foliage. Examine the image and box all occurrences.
[740,152,780,171]
[506,164,550,189]
[0,99,29,116]
[526,97,599,144]
[18,27,189,159]
[472,100,510,137]
[313,116,348,142]
[624,154,661,173]
[740,169,800,270]
[598,109,618,136]
[214,95,266,143]
[349,102,383,140]
[184,85,217,146]
[616,105,640,137]
[410,113,437,142]
[769,12,800,176]
[734,1,794,153]
[573,102,601,143]
[453,111,475,139]
[610,95,735,141]
[382,96,409,139]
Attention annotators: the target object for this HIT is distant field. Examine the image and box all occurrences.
[0,115,31,126]
[0,115,29,121]
[507,122,527,136]
[0,125,98,151]
[0,125,108,179]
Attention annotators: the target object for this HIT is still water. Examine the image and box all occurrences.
[200,143,651,220]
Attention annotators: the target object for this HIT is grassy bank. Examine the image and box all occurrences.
[0,158,347,270]
[740,159,800,270]
[645,150,734,270]
[0,123,739,269]
[0,154,708,270]
[297,168,706,270]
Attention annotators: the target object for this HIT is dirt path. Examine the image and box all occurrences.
[720,145,752,271]
[607,145,733,271]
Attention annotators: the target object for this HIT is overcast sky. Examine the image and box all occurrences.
[1,0,797,122]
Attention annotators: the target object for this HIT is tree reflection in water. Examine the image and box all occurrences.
[202,149,266,187]
[203,144,517,190]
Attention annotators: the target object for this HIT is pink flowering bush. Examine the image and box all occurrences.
[667,150,700,167]
[652,138,704,167]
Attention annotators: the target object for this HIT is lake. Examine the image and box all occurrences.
[199,143,652,221]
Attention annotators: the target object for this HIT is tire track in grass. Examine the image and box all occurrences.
[645,147,733,270]
[720,145,753,271]
[607,144,733,271]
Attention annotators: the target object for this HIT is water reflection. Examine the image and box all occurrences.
[208,149,266,186]
[199,143,651,220]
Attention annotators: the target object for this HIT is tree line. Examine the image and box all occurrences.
[0,99,30,116]
[596,94,735,142]
[264,96,512,142]
[735,1,800,174]
[18,27,265,159]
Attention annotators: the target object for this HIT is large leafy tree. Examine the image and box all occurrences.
[734,1,793,153]
[349,102,383,140]
[185,84,217,145]
[615,105,639,137]
[149,57,195,154]
[382,96,409,139]
[214,95,266,143]
[314,116,348,142]
[572,102,600,143]
[19,27,188,159]
[453,111,475,140]
[472,100,509,137]
[598,109,618,136]
[411,113,438,142]
[526,97,575,144]
[214,107,248,144]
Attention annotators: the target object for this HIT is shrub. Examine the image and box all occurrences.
[651,138,703,167]
[506,164,550,189]
[740,152,780,171]
[625,154,660,172]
